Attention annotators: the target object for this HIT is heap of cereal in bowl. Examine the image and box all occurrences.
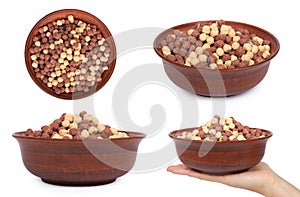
[153,20,280,96]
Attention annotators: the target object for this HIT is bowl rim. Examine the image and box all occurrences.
[169,126,272,144]
[153,20,280,73]
[12,131,146,142]
[24,8,117,100]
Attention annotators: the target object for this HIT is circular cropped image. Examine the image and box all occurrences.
[25,9,116,100]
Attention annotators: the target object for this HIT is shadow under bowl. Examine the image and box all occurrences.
[13,131,145,186]
[169,127,272,174]
[154,20,280,97]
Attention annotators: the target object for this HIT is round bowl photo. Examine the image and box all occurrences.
[154,20,280,97]
[169,128,272,174]
[13,131,145,186]
[25,9,116,100]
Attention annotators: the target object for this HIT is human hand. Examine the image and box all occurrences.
[167,162,300,197]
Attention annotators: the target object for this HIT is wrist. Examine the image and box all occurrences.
[262,174,300,197]
[260,173,280,197]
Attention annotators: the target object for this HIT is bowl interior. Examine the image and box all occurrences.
[154,20,280,72]
[25,9,116,100]
[13,130,146,141]
[169,127,273,143]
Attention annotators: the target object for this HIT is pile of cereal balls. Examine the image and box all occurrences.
[159,20,271,70]
[23,111,128,139]
[29,15,111,95]
[175,115,268,141]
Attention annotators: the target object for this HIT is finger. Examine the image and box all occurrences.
[167,164,232,186]
[186,170,233,185]
[167,164,193,175]
[167,164,189,170]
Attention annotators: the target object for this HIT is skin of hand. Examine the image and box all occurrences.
[167,162,300,197]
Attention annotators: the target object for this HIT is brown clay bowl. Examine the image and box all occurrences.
[154,20,280,97]
[169,128,272,174]
[25,9,116,100]
[13,131,145,186]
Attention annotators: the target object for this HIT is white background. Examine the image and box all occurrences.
[1,0,299,196]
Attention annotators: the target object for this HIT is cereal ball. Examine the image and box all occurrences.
[81,130,90,139]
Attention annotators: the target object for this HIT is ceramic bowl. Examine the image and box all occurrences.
[13,131,145,186]
[154,20,280,97]
[24,9,116,100]
[169,127,272,174]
